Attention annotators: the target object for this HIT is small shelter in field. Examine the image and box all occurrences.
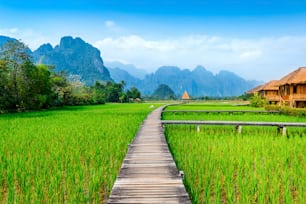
[181,91,190,103]
[277,67,306,108]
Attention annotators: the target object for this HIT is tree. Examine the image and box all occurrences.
[0,41,54,110]
[129,87,141,99]
[50,70,70,106]
[91,81,106,104]
[151,84,176,100]
[30,64,52,109]
[0,40,36,110]
[0,59,13,111]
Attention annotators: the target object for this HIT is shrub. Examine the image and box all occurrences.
[265,105,306,117]
[250,95,267,107]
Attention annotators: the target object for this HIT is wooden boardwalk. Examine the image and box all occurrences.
[108,106,191,204]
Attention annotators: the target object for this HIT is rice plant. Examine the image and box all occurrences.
[165,104,306,203]
[0,104,158,203]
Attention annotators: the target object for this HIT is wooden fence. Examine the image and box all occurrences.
[163,110,280,114]
[162,120,306,136]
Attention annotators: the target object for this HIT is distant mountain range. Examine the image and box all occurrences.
[109,65,260,97]
[105,61,147,79]
[0,35,261,97]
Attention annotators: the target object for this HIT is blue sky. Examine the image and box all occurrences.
[1,0,306,81]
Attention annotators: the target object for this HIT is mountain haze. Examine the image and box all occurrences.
[105,61,147,79]
[108,67,141,88]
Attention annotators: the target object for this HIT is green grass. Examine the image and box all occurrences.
[0,103,159,203]
[165,125,306,204]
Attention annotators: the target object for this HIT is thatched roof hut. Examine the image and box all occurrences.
[277,67,306,85]
[259,80,279,91]
[181,91,190,100]
[247,85,263,94]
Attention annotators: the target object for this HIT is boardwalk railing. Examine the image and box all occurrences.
[162,120,306,136]
[163,110,280,114]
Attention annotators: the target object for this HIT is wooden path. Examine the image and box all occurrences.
[108,106,191,204]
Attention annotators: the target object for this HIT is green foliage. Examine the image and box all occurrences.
[264,104,282,111]
[249,95,267,107]
[1,40,141,112]
[0,41,53,111]
[265,105,306,117]
[0,104,158,202]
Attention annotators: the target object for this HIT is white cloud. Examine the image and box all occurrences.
[95,34,306,81]
[2,26,306,81]
[0,27,54,50]
[105,20,116,28]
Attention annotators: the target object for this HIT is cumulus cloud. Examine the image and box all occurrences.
[2,25,306,81]
[95,34,306,81]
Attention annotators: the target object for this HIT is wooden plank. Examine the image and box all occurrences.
[162,120,306,127]
[108,106,191,204]
[163,110,280,114]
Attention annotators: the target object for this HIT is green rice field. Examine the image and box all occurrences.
[0,104,159,203]
[164,104,306,203]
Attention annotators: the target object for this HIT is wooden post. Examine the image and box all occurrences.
[179,170,184,179]
[236,125,242,134]
[282,127,287,136]
[197,125,200,132]
[277,126,287,136]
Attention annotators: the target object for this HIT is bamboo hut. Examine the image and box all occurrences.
[277,67,306,108]
[258,80,280,105]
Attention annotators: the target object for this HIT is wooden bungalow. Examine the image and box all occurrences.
[277,67,306,108]
[257,80,280,105]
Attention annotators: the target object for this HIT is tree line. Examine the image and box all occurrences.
[0,41,141,112]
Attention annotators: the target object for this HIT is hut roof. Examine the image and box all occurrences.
[277,67,306,85]
[181,91,190,100]
[259,80,279,91]
[247,85,263,94]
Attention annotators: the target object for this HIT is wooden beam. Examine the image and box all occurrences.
[162,120,306,127]
[163,110,280,114]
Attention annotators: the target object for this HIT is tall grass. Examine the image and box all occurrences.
[165,125,306,203]
[0,104,157,203]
